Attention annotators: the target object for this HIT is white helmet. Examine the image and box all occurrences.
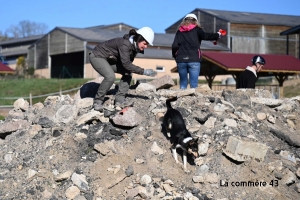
[184,13,198,21]
[137,27,154,46]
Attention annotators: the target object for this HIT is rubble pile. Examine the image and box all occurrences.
[0,76,300,200]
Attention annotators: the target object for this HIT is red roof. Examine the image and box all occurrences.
[0,62,14,73]
[203,52,300,73]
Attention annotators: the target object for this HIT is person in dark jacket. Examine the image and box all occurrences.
[236,55,266,89]
[172,13,225,89]
[89,27,157,111]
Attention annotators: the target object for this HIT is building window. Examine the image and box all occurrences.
[156,66,165,72]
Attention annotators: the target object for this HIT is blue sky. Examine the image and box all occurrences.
[1,0,300,34]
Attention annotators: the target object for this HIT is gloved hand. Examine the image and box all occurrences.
[214,29,227,45]
[143,69,157,77]
[217,29,227,37]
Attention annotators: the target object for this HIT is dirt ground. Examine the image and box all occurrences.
[0,107,10,117]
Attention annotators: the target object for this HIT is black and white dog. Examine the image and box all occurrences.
[162,97,199,172]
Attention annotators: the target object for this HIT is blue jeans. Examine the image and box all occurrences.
[177,62,201,89]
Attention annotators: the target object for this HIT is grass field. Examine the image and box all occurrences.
[0,78,92,105]
[283,82,300,98]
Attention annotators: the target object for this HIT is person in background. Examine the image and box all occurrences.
[172,13,226,89]
[89,27,157,111]
[236,55,266,89]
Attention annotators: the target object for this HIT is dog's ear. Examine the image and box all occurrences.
[189,138,198,146]
[195,137,199,144]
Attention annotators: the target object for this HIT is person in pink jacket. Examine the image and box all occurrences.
[172,13,226,89]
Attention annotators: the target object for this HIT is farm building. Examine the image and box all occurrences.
[0,35,43,70]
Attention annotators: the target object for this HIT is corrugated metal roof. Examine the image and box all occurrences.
[86,23,137,31]
[0,49,27,57]
[280,24,300,35]
[0,62,14,73]
[0,35,44,45]
[197,8,300,26]
[203,51,300,73]
[58,27,130,43]
[166,9,300,31]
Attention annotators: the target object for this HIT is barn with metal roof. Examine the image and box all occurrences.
[0,35,43,70]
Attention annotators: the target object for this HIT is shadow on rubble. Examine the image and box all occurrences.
[79,82,99,98]
[126,93,149,100]
[160,123,169,139]
[109,118,137,130]
[222,152,244,165]
[80,82,121,98]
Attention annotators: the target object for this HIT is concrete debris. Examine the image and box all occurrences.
[0,84,299,199]
[223,136,269,162]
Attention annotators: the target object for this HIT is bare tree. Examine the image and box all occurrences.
[5,25,20,38]
[0,31,9,41]
[6,20,48,38]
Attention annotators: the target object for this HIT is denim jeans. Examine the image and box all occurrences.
[177,62,201,89]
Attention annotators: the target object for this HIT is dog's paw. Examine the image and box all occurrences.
[184,168,191,174]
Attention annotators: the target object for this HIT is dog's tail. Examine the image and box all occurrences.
[166,97,178,110]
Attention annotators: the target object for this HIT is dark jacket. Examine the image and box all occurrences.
[236,69,257,89]
[172,26,219,63]
[92,34,144,75]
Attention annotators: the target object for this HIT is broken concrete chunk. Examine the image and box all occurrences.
[71,173,89,191]
[223,136,269,162]
[55,170,72,182]
[148,75,175,89]
[156,88,195,98]
[112,107,143,127]
[14,98,29,111]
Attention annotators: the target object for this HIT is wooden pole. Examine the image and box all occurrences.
[29,93,32,106]
[275,73,287,98]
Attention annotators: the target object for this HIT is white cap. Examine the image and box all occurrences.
[136,27,154,46]
[184,13,198,21]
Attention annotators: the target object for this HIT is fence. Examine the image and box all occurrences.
[0,87,81,108]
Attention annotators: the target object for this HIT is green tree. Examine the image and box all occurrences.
[27,67,35,76]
